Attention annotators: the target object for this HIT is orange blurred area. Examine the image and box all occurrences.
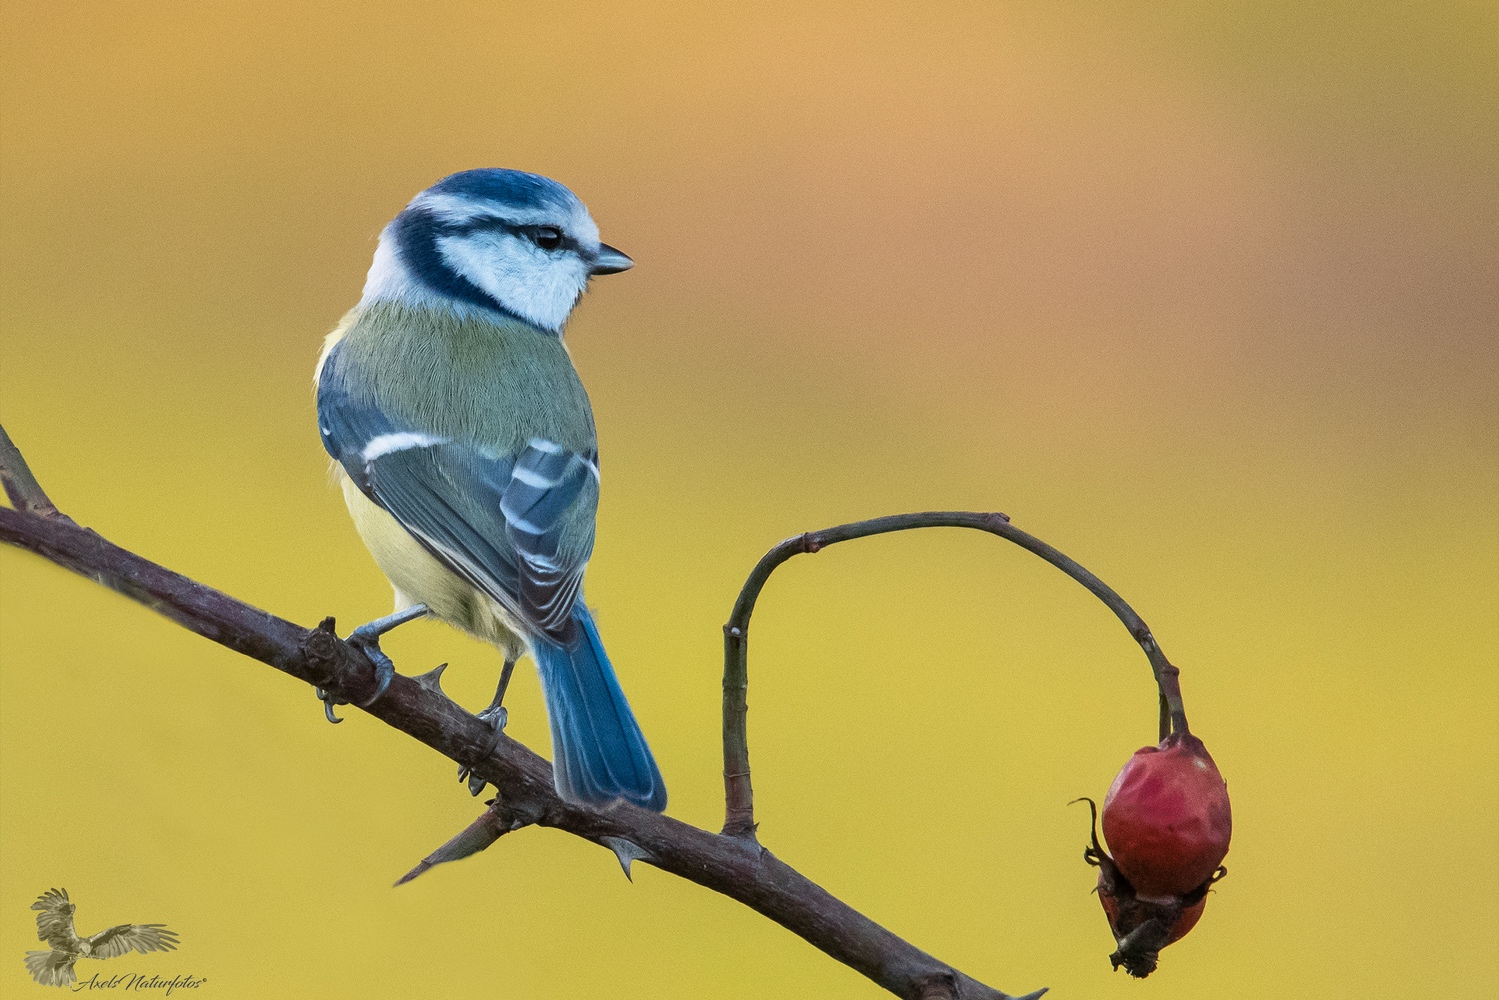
[2,3,1494,997]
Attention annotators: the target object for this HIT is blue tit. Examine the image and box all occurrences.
[314,168,665,812]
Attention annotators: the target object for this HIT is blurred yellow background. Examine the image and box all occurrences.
[2,2,1494,997]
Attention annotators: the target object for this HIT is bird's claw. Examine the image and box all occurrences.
[347,634,396,708]
[313,607,432,724]
[316,687,346,724]
[458,704,509,795]
[313,640,389,722]
[477,704,509,731]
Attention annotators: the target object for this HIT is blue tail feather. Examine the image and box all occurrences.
[534,607,666,811]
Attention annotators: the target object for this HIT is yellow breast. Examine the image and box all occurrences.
[337,467,527,660]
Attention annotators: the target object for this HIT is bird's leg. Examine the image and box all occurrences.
[350,602,432,646]
[459,656,516,794]
[316,604,430,723]
[478,658,517,730]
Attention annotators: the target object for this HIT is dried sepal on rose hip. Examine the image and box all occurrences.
[1078,731,1231,977]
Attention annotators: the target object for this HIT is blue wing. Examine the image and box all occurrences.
[319,341,666,810]
[317,346,596,640]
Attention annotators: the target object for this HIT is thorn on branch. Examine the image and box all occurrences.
[395,800,529,886]
[601,836,653,880]
[413,662,449,695]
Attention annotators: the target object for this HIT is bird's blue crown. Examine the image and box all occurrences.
[426,168,579,214]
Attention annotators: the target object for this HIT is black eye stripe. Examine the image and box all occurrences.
[395,209,513,318]
[442,216,583,254]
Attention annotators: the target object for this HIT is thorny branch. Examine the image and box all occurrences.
[0,424,1044,1000]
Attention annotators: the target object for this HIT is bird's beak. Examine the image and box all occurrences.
[590,243,634,275]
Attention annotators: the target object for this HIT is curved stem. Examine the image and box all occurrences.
[722,511,1187,841]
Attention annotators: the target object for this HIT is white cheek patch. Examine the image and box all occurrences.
[437,233,590,332]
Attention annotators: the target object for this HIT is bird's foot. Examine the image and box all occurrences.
[476,702,509,731]
[459,658,516,795]
[316,605,430,723]
[458,708,506,796]
[346,634,396,708]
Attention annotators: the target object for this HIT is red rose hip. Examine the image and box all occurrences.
[1080,730,1231,977]
[1102,732,1232,899]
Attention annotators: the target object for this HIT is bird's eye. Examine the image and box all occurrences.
[533,227,563,251]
